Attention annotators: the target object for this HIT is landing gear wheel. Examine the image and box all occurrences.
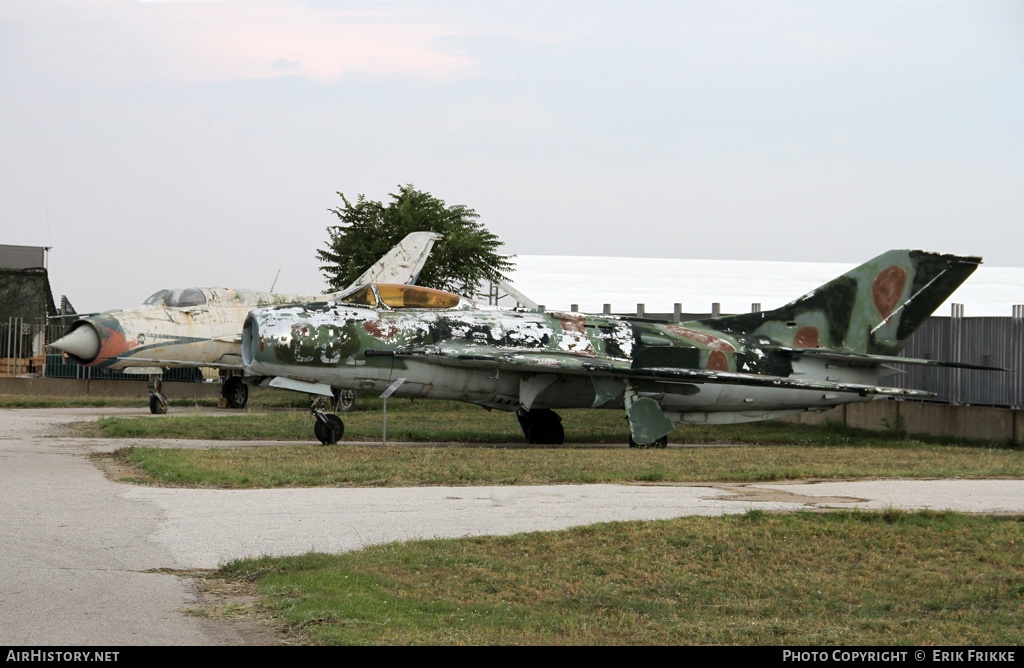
[147,375,167,414]
[222,376,249,409]
[628,434,668,449]
[314,413,345,445]
[516,408,565,445]
[149,393,168,415]
[334,388,355,412]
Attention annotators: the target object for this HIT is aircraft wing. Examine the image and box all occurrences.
[347,232,443,288]
[382,344,935,399]
[105,355,242,370]
[47,312,100,319]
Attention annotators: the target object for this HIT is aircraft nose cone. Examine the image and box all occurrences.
[51,325,101,363]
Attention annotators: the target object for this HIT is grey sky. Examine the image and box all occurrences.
[2,0,1023,313]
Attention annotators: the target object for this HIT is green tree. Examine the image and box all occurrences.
[317,185,514,295]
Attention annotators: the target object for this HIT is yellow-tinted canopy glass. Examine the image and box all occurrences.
[338,283,462,309]
[375,284,462,309]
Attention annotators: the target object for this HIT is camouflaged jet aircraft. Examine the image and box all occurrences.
[50,232,442,414]
[240,250,993,446]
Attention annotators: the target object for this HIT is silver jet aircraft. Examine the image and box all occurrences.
[240,249,996,446]
[50,232,442,413]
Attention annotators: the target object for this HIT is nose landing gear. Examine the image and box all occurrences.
[313,412,345,445]
[310,395,345,445]
[148,375,168,415]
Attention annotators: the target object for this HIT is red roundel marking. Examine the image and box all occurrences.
[707,349,729,371]
[793,326,819,349]
[872,266,907,318]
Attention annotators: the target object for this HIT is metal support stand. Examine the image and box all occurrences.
[379,378,407,445]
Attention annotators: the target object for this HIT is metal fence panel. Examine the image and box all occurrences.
[0,321,201,382]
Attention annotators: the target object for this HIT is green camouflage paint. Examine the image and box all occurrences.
[243,250,983,446]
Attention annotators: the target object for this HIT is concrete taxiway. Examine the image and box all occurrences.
[1,406,1022,645]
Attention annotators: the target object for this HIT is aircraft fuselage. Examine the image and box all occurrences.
[242,296,878,425]
[56,288,325,370]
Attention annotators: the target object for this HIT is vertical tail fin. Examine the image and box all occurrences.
[704,250,981,355]
[349,232,443,288]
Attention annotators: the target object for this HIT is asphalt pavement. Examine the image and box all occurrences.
[2,406,1022,646]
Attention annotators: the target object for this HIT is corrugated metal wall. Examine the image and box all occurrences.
[890,313,1024,408]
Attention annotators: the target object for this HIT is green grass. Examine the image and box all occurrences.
[0,394,221,409]
[81,396,1010,447]
[211,510,1024,645]
[87,398,630,442]
[0,387,309,409]
[77,398,1023,487]
[74,397,1024,485]
[14,394,1021,644]
[109,438,1024,488]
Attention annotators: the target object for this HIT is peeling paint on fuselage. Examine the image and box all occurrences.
[243,298,865,416]
[243,250,983,428]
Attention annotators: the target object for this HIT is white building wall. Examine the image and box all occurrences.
[503,256,1024,317]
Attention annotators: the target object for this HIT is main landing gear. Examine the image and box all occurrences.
[628,434,668,449]
[334,388,355,412]
[516,408,565,445]
[221,374,249,409]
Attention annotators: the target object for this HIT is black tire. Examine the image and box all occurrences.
[149,393,168,415]
[222,377,248,409]
[628,434,668,449]
[519,408,564,444]
[327,414,345,441]
[533,419,565,445]
[314,414,344,445]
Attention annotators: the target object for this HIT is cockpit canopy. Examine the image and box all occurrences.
[143,288,207,308]
[337,283,462,310]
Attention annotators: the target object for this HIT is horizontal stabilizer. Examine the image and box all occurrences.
[780,347,1006,371]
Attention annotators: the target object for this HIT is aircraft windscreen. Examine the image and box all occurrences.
[155,288,208,308]
[143,290,169,305]
[338,285,378,307]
